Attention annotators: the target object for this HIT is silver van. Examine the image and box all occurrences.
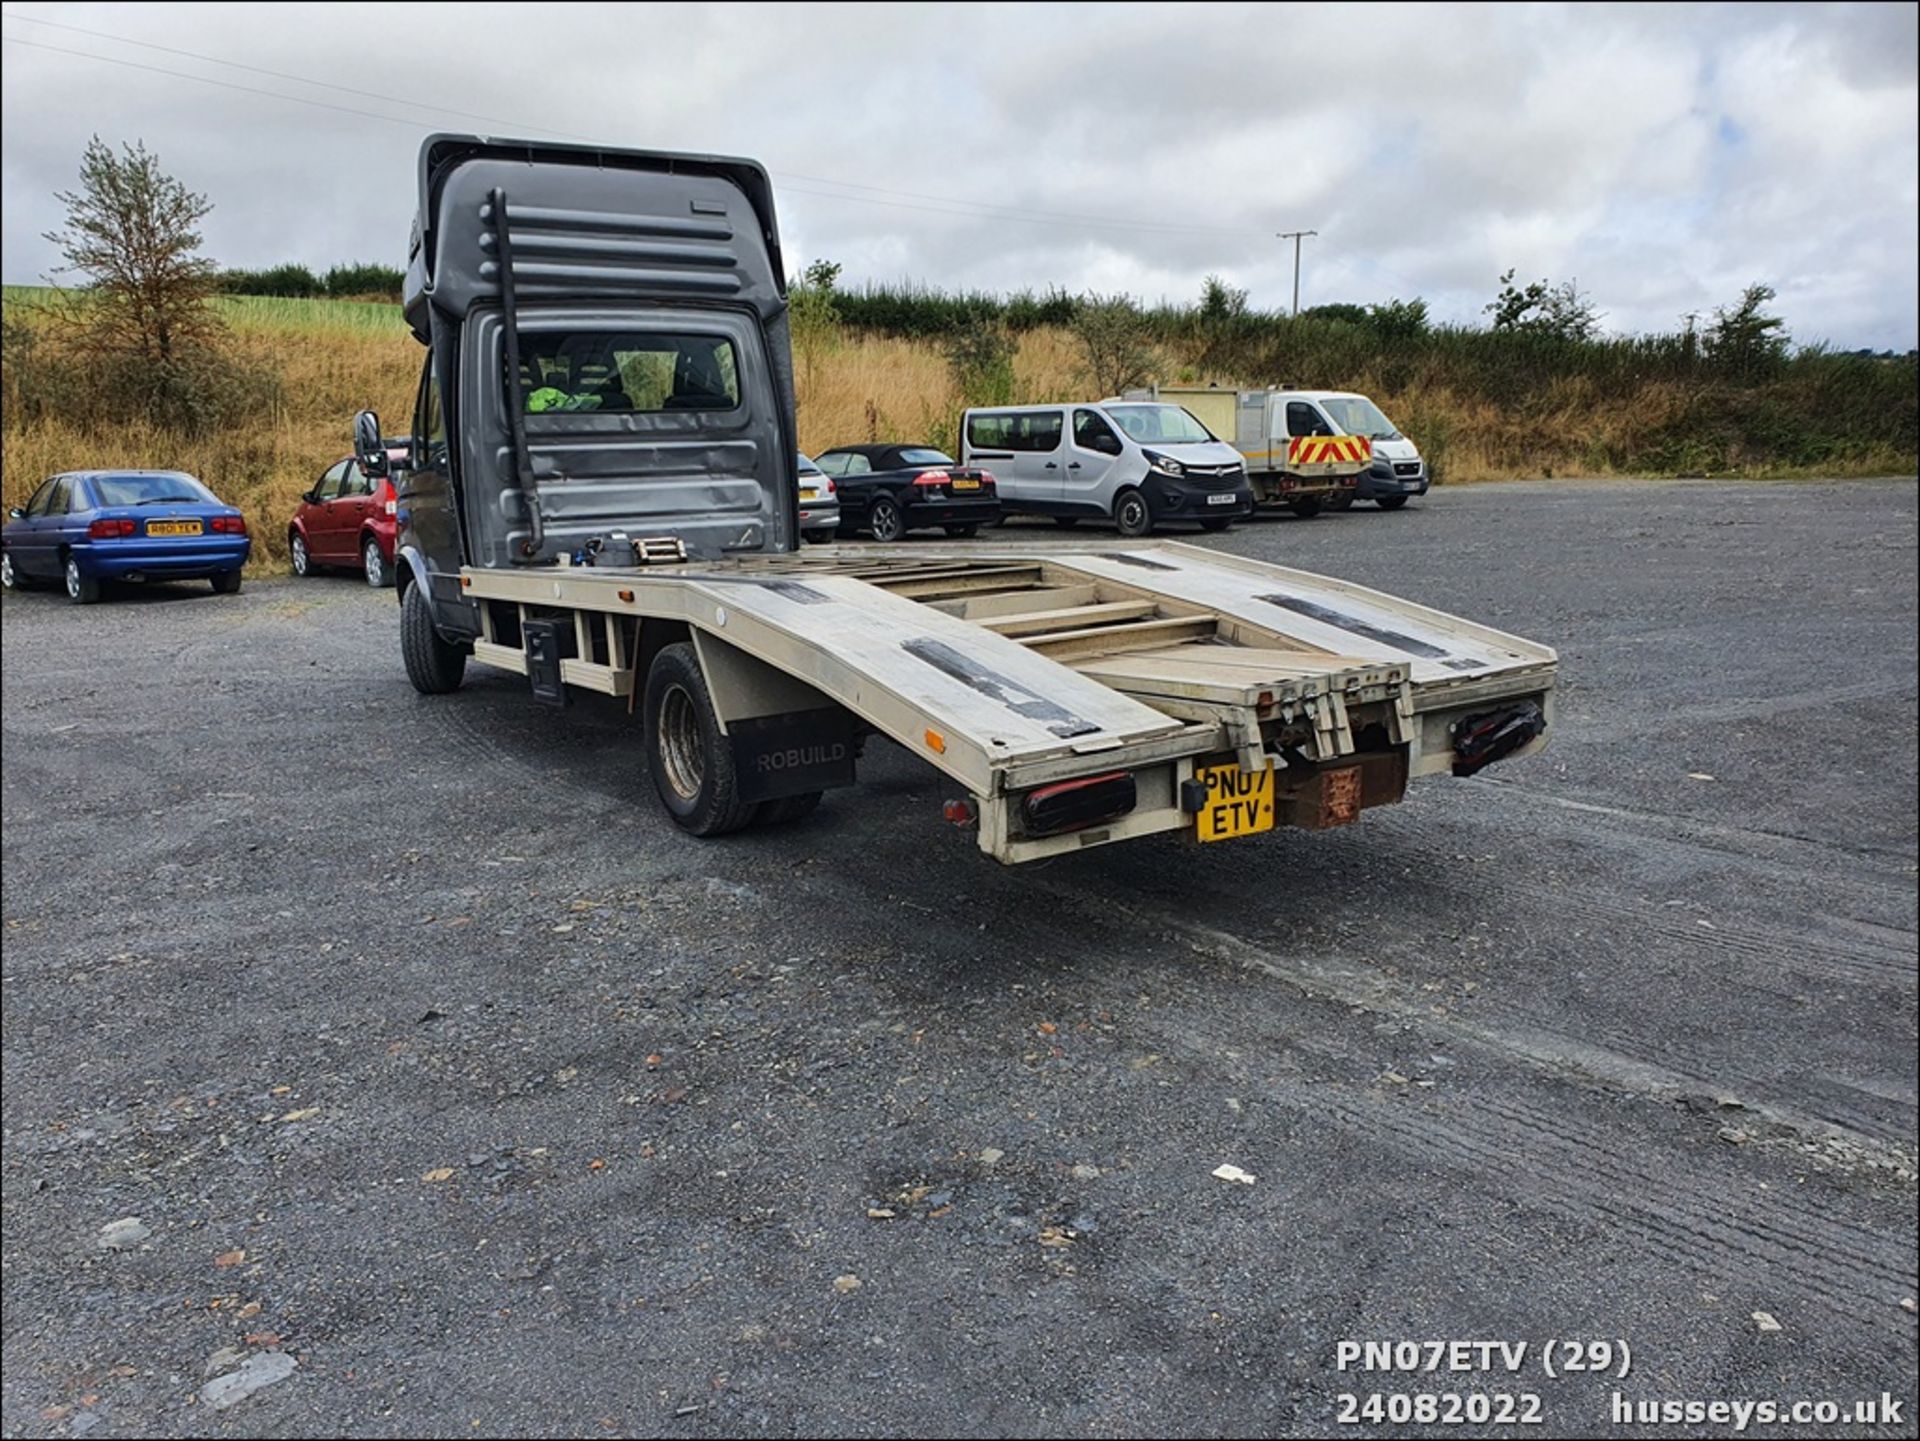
[960,402,1252,537]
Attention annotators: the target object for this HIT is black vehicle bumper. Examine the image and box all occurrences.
[1356,460,1429,500]
[1146,473,1254,521]
[902,496,1003,530]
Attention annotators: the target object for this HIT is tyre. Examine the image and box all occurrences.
[290,532,312,577]
[756,791,823,826]
[401,579,467,695]
[211,570,243,595]
[801,530,834,545]
[1376,495,1410,511]
[1288,498,1324,519]
[944,524,979,539]
[64,556,101,606]
[0,550,31,591]
[1198,516,1234,532]
[363,537,389,587]
[1052,516,1081,529]
[643,641,757,837]
[867,495,906,543]
[1113,488,1152,538]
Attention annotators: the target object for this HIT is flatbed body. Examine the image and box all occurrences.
[456,538,1556,863]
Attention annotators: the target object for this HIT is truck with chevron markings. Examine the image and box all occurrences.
[354,134,1557,864]
[1122,384,1373,517]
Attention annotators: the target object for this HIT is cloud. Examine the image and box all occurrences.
[2,0,1913,348]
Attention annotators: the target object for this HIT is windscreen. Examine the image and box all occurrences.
[1318,396,1401,440]
[1105,404,1214,444]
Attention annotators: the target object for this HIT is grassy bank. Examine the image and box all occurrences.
[3,286,1912,573]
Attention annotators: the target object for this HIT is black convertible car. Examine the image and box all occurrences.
[812,444,1001,541]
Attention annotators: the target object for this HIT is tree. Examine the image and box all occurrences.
[1366,297,1429,341]
[1704,283,1789,376]
[787,258,843,392]
[44,135,222,363]
[1199,274,1249,324]
[1072,293,1158,396]
[1301,302,1368,325]
[1486,268,1602,341]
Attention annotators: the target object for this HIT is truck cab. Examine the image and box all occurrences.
[366,134,800,643]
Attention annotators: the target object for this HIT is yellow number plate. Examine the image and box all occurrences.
[1195,761,1275,842]
[147,520,202,537]
[950,478,980,490]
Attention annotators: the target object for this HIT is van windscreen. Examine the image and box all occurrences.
[1318,395,1401,440]
[1104,404,1214,444]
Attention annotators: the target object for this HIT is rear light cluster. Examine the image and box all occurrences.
[912,470,950,487]
[210,515,248,535]
[87,518,135,538]
[376,480,397,516]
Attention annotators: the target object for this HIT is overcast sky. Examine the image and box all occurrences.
[3,1,1915,349]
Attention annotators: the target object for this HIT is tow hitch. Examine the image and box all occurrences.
[1451,701,1547,776]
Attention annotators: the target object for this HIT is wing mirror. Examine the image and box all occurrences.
[6,507,22,520]
[1096,434,1123,456]
[354,409,388,479]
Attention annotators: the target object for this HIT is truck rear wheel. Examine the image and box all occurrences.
[1288,498,1324,519]
[644,642,757,837]
[401,581,467,694]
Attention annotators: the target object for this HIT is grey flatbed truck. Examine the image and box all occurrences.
[360,135,1556,865]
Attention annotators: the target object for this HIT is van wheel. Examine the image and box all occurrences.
[401,580,467,694]
[944,524,979,539]
[1113,488,1152,538]
[1376,495,1410,511]
[1289,498,1324,519]
[867,496,906,543]
[756,791,823,826]
[644,642,757,837]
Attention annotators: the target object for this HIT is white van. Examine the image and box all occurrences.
[1286,390,1430,510]
[960,401,1252,537]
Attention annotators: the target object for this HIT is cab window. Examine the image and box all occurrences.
[519,330,740,415]
[1286,402,1334,438]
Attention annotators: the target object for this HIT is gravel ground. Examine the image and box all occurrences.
[2,478,1915,1438]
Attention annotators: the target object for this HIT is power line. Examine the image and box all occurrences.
[1,34,441,130]
[0,8,587,138]
[1,10,1269,241]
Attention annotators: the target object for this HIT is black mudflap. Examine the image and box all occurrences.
[523,619,569,707]
[729,709,857,802]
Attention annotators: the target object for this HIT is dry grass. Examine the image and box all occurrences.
[5,293,1905,574]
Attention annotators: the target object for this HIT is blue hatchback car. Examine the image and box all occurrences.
[2,470,250,604]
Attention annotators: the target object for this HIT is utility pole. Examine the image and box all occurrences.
[1276,229,1318,315]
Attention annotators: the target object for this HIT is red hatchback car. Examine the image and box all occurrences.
[289,449,403,585]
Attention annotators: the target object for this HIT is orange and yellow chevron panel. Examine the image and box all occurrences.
[1286,434,1374,466]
